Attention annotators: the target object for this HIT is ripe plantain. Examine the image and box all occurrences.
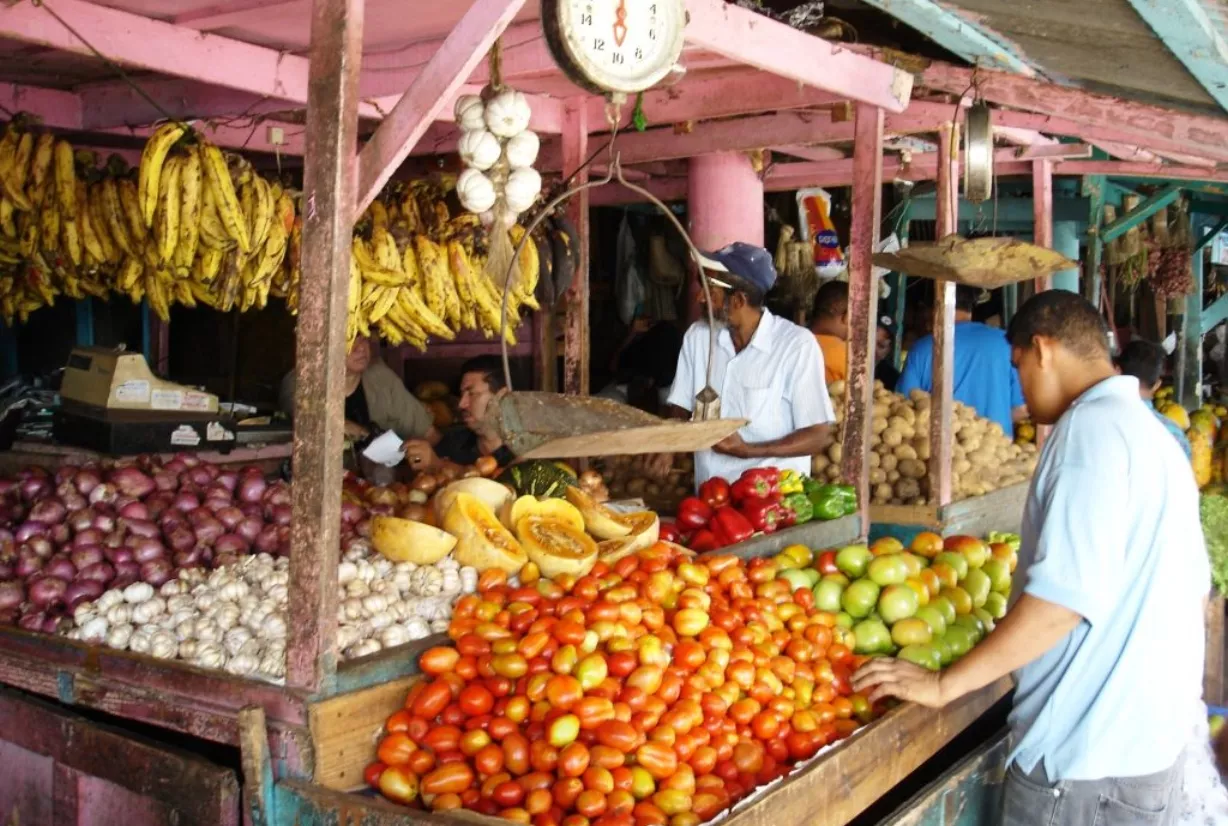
[201,143,250,252]
[446,239,478,330]
[198,184,233,250]
[413,234,447,319]
[27,134,54,208]
[60,212,82,267]
[52,140,77,220]
[249,176,274,252]
[0,198,14,239]
[175,146,203,275]
[99,177,134,256]
[138,122,187,226]
[154,155,183,264]
[87,183,118,264]
[76,182,106,265]
[195,247,225,284]
[0,132,33,211]
[38,199,59,254]
[117,178,147,245]
[397,284,454,340]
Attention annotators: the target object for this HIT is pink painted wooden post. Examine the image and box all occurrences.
[840,105,884,536]
[1032,160,1054,292]
[354,0,529,216]
[686,153,765,321]
[929,123,959,509]
[285,0,364,693]
[562,100,590,396]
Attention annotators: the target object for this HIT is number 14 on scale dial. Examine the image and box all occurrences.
[542,0,687,95]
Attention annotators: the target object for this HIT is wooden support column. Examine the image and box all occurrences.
[561,100,589,396]
[687,152,765,322]
[286,0,364,693]
[1032,160,1054,292]
[1181,235,1206,410]
[1083,175,1107,305]
[929,123,958,509]
[841,105,883,536]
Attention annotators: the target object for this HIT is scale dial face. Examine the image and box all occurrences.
[543,0,687,95]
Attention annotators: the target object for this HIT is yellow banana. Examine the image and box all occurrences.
[413,234,447,319]
[88,183,118,264]
[155,155,182,264]
[446,239,478,330]
[264,193,294,258]
[198,184,232,250]
[38,200,59,254]
[195,247,224,283]
[77,182,106,264]
[347,257,361,317]
[249,176,273,251]
[201,143,250,252]
[0,198,14,239]
[1,132,33,211]
[60,214,82,266]
[138,122,187,226]
[17,212,38,259]
[117,178,147,245]
[99,178,133,256]
[53,140,78,222]
[396,286,454,340]
[175,146,203,274]
[117,256,144,291]
[371,226,402,272]
[28,134,54,207]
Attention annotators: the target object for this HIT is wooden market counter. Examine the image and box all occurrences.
[869,484,1029,542]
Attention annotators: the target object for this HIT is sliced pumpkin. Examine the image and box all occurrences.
[598,536,692,566]
[434,477,515,524]
[565,486,632,540]
[444,492,527,574]
[501,495,585,533]
[370,515,457,565]
[517,517,599,578]
[616,511,660,546]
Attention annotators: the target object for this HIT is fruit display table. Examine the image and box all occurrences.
[242,676,1014,826]
[880,730,1009,826]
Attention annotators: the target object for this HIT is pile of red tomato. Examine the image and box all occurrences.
[365,542,878,826]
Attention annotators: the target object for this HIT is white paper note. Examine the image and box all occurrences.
[362,430,405,467]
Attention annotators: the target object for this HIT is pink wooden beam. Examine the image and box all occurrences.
[993,126,1057,146]
[919,61,1228,162]
[1014,143,1092,161]
[930,121,958,509]
[0,84,81,128]
[990,110,1228,163]
[1152,150,1218,169]
[682,0,913,113]
[772,145,846,162]
[593,70,842,132]
[1033,160,1054,291]
[842,103,883,536]
[355,0,529,217]
[1089,141,1159,163]
[101,119,307,156]
[173,0,302,30]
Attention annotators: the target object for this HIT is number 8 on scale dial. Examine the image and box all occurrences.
[542,0,688,96]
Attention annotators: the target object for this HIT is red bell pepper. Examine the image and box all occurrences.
[740,498,784,534]
[698,477,731,509]
[658,522,682,545]
[731,468,780,502]
[676,497,714,530]
[711,506,754,546]
[688,528,720,553]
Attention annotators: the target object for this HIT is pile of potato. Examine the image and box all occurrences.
[816,381,1039,505]
[596,454,694,513]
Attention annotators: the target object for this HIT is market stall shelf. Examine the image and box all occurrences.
[869,483,1029,545]
[880,730,1008,826]
[703,514,862,561]
[0,441,293,477]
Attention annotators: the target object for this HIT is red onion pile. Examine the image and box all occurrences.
[0,454,316,632]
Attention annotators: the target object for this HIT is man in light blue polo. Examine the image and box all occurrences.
[853,291,1208,825]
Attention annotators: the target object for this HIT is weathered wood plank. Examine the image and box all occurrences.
[310,676,420,791]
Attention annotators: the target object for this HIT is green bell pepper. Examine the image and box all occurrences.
[809,483,858,520]
[781,492,813,525]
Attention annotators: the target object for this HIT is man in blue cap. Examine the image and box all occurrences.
[652,242,836,489]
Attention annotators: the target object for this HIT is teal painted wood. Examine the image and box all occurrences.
[1202,291,1228,336]
[75,298,94,346]
[141,299,152,361]
[881,731,1009,826]
[1197,217,1228,252]
[908,196,1090,224]
[1182,231,1206,409]
[855,0,1036,74]
[324,635,439,697]
[1121,180,1228,198]
[1190,199,1228,218]
[1101,184,1183,243]
[1124,0,1228,114]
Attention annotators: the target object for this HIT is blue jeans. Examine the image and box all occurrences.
[1001,757,1184,826]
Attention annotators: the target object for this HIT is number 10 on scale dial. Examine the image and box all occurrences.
[542,0,688,96]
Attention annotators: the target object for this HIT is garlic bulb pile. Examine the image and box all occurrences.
[453,90,541,222]
[62,549,478,683]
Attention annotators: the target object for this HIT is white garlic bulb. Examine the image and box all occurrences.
[362,594,389,616]
[128,630,152,654]
[123,582,154,604]
[504,167,542,214]
[346,639,382,659]
[337,561,358,585]
[459,129,502,172]
[160,579,188,597]
[405,618,431,640]
[166,595,194,614]
[175,619,197,641]
[218,580,249,602]
[95,590,123,612]
[178,639,198,660]
[381,625,410,649]
[369,611,394,632]
[73,604,97,626]
[457,168,497,215]
[484,89,531,138]
[260,614,287,640]
[259,652,286,680]
[105,603,133,626]
[266,583,289,605]
[149,631,177,659]
[342,598,364,622]
[238,639,264,659]
[225,654,259,677]
[505,130,540,169]
[345,578,370,598]
[105,623,134,650]
[195,621,221,644]
[223,627,253,657]
[194,592,216,612]
[455,94,486,131]
[440,568,461,596]
[193,643,225,670]
[460,567,479,594]
[336,625,362,652]
[80,617,109,643]
[132,597,166,625]
[430,618,450,634]
[409,566,443,597]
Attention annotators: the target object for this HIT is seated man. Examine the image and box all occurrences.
[403,356,516,471]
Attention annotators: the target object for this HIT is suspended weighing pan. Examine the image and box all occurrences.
[872,234,1079,290]
[492,153,743,459]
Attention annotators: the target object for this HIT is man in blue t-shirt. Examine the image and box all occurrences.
[852,291,1207,825]
[896,286,1025,433]
[1115,339,1192,459]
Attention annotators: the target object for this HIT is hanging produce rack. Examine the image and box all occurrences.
[872,234,1079,290]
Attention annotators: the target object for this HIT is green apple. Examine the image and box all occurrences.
[836,545,873,578]
[867,555,910,587]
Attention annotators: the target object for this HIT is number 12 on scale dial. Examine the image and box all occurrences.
[542,0,687,96]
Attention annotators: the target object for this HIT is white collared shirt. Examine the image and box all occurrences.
[666,309,834,488]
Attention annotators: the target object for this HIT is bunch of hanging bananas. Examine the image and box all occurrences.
[0,117,296,325]
[280,179,560,352]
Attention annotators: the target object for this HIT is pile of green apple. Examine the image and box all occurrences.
[776,531,1020,670]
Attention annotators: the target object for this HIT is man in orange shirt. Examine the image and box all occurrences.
[810,279,848,384]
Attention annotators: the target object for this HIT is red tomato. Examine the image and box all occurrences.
[420,647,460,676]
[460,684,496,717]
[377,732,416,766]
[385,710,413,734]
[376,766,419,806]
[634,743,678,780]
[422,725,461,754]
[493,780,526,807]
[413,681,453,720]
[364,761,386,789]
[475,743,506,776]
[575,790,608,818]
[596,720,638,753]
[422,763,476,795]
[553,777,585,808]
[504,733,531,776]
[558,742,591,778]
[407,748,436,776]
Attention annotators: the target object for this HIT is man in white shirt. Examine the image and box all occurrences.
[656,242,835,488]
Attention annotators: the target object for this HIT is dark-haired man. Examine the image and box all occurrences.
[653,242,835,488]
[1115,339,1191,459]
[896,285,1025,433]
[403,355,516,470]
[854,290,1207,826]
[810,279,849,384]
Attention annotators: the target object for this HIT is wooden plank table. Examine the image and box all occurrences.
[870,483,1029,543]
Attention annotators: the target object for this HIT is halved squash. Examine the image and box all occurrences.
[444,493,527,574]
[517,517,599,578]
[501,495,585,533]
[565,486,632,540]
[434,478,515,524]
[370,515,457,564]
[618,511,660,546]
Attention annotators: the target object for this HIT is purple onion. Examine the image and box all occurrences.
[91,511,115,533]
[193,517,224,546]
[88,483,117,506]
[165,526,195,552]
[0,581,23,611]
[122,518,158,539]
[17,610,45,631]
[74,469,101,496]
[26,576,67,609]
[109,467,155,499]
[15,521,48,543]
[72,528,103,549]
[77,562,115,584]
[235,517,262,544]
[68,508,96,533]
[254,525,281,554]
[70,545,104,570]
[64,579,104,609]
[131,539,167,564]
[214,534,250,556]
[103,547,133,565]
[139,559,173,587]
[44,556,76,581]
[117,501,149,521]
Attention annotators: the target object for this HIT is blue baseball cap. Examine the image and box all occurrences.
[697,242,777,299]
